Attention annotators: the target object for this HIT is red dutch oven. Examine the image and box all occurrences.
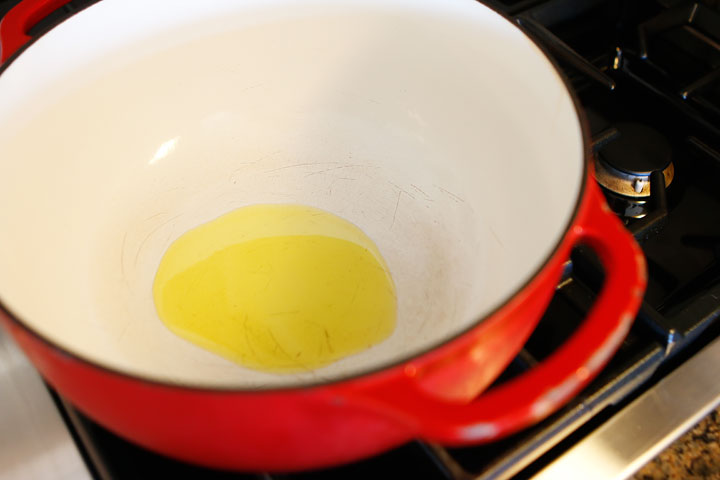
[0,0,646,472]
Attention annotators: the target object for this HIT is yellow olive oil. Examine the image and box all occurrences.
[153,204,396,373]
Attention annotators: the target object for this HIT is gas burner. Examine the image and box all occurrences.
[594,123,675,198]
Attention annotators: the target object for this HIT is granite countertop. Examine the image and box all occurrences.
[634,407,720,480]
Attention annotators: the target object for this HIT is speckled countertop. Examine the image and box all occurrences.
[634,407,720,480]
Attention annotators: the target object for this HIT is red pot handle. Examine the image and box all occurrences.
[355,181,646,444]
[0,0,73,63]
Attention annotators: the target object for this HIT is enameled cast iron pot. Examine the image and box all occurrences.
[0,0,646,471]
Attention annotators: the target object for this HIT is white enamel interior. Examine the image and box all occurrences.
[0,0,584,387]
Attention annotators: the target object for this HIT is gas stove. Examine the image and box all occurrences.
[2,0,720,479]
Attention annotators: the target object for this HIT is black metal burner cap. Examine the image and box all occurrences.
[595,123,674,198]
[599,123,672,175]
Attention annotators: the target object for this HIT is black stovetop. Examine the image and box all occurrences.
[4,0,720,478]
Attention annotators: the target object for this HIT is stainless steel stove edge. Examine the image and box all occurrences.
[532,335,720,480]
